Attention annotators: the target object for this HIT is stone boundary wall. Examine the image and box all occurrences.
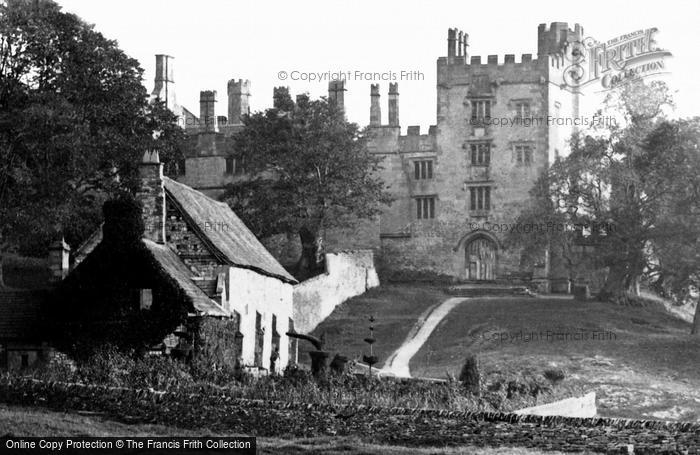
[1,378,699,453]
[515,392,597,418]
[293,250,380,333]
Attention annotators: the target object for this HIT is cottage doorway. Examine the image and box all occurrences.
[465,237,496,280]
[254,311,264,367]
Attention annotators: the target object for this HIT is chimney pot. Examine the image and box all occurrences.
[370,84,381,126]
[48,238,71,283]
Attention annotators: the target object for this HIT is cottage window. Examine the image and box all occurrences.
[415,196,436,219]
[225,157,245,175]
[413,160,434,179]
[469,186,491,211]
[140,289,153,310]
[470,143,490,166]
[177,159,186,176]
[288,317,297,365]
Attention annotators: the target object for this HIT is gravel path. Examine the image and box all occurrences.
[383,297,466,377]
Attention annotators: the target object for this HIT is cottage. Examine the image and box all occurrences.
[2,150,297,373]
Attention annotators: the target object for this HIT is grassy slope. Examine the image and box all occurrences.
[410,297,700,421]
[0,404,581,455]
[301,284,448,366]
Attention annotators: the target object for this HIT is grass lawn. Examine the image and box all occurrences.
[301,284,448,367]
[409,296,700,421]
[0,404,587,455]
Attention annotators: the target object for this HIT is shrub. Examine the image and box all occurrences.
[458,355,480,395]
[70,345,135,386]
[127,356,194,390]
[543,368,566,384]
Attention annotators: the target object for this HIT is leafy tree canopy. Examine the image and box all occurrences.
[508,81,700,322]
[223,91,392,277]
[0,0,186,260]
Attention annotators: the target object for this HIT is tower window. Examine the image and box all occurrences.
[415,197,436,219]
[515,101,531,119]
[469,186,491,211]
[471,100,491,121]
[515,145,533,165]
[470,143,491,166]
[413,160,434,179]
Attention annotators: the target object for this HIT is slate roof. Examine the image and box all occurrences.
[142,239,229,317]
[163,176,296,284]
[0,289,47,340]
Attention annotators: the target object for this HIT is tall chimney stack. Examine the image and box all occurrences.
[48,238,70,283]
[136,150,166,244]
[227,79,251,125]
[328,79,346,111]
[199,90,218,133]
[388,83,399,127]
[151,55,177,110]
[370,84,381,126]
[447,28,457,59]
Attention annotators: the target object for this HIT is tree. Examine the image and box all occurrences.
[223,91,392,278]
[0,0,187,285]
[509,81,700,322]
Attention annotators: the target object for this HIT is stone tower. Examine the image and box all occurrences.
[228,79,251,125]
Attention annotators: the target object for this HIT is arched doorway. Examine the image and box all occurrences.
[465,236,497,281]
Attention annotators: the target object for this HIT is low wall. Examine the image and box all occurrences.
[515,391,597,418]
[293,250,379,333]
[1,378,699,453]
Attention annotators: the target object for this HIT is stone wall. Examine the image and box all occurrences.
[293,250,380,334]
[2,377,698,453]
[228,267,294,371]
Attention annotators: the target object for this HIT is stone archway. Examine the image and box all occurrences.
[455,230,500,281]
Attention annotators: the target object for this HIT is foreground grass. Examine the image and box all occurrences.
[410,296,700,421]
[0,404,590,455]
[302,284,448,366]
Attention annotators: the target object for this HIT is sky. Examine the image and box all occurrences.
[57,0,700,132]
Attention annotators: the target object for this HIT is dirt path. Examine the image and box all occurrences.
[383,297,466,377]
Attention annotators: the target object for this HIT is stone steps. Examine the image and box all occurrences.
[446,282,533,297]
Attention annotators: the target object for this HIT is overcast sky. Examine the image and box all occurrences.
[57,0,699,131]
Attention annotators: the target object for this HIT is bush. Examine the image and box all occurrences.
[75,345,134,387]
[127,356,194,390]
[543,368,566,384]
[458,355,480,395]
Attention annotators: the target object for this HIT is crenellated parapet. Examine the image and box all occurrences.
[537,22,584,59]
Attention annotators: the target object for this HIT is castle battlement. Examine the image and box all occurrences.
[227,78,251,92]
[437,54,542,71]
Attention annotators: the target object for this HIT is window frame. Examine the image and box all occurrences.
[413,160,434,180]
[514,144,534,165]
[470,99,492,122]
[469,186,491,211]
[514,101,531,119]
[470,142,491,166]
[415,196,436,220]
